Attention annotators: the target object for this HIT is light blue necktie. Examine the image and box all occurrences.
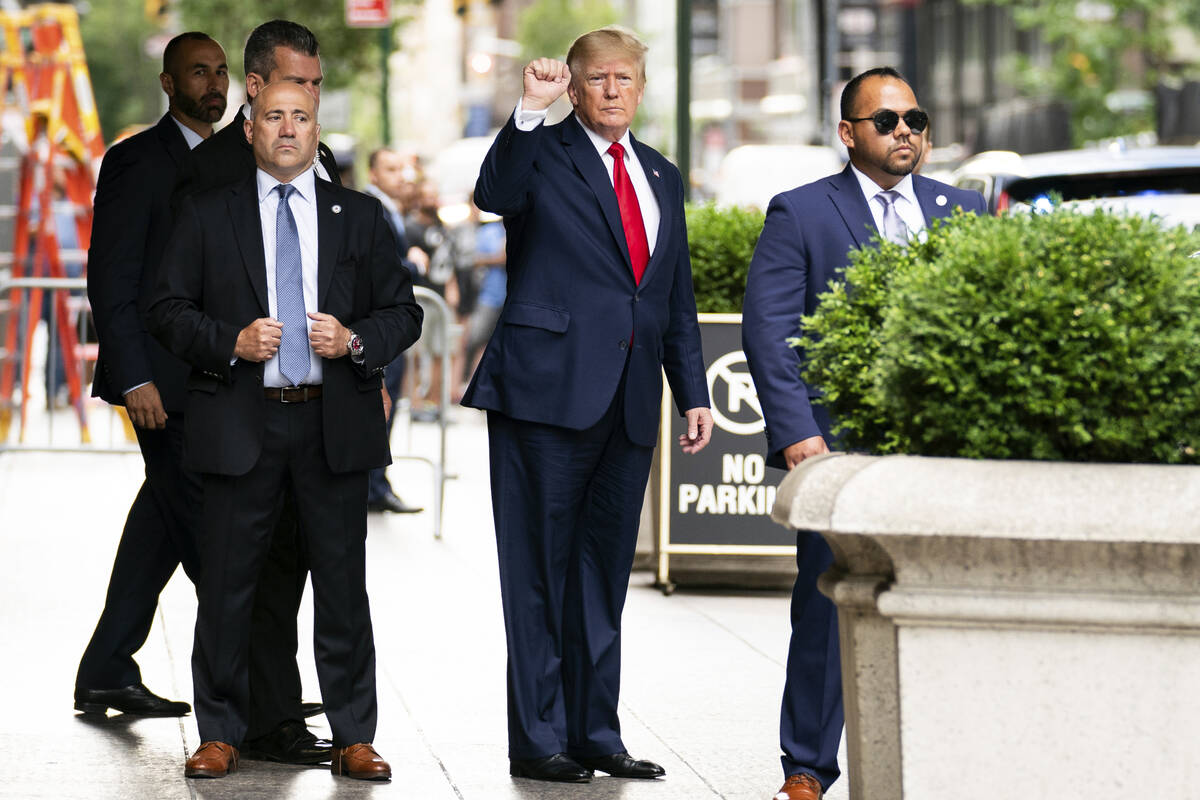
[876,190,910,245]
[275,184,310,386]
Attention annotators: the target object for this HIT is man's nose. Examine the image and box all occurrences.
[603,77,618,96]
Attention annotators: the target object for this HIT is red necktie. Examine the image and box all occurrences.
[607,142,649,284]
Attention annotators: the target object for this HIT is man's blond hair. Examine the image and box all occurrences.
[566,26,648,88]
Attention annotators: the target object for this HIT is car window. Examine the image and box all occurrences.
[1004,168,1200,206]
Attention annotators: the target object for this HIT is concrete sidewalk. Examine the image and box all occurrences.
[0,406,847,799]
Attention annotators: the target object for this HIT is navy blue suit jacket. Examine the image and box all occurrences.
[742,164,985,468]
[462,113,708,447]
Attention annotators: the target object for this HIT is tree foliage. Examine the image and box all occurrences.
[967,0,1200,145]
[79,0,163,141]
[516,0,619,62]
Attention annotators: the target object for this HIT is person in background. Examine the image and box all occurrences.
[363,146,423,514]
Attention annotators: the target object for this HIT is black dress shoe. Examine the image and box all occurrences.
[242,720,332,765]
[300,701,324,718]
[509,753,592,783]
[367,492,423,514]
[74,683,190,717]
[575,752,666,779]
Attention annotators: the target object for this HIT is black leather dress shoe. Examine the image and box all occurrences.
[74,683,190,716]
[242,720,332,765]
[367,492,423,514]
[509,753,592,783]
[300,701,324,718]
[575,752,666,779]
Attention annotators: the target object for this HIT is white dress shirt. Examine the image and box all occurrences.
[850,165,926,241]
[513,100,660,256]
[170,115,206,150]
[256,166,323,387]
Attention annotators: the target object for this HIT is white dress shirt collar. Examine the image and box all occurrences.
[170,114,206,150]
[257,165,317,205]
[849,164,925,238]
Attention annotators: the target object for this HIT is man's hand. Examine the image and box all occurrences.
[783,435,830,470]
[124,382,167,430]
[678,407,714,455]
[381,385,392,420]
[522,58,571,111]
[407,246,429,274]
[235,318,283,362]
[308,312,349,358]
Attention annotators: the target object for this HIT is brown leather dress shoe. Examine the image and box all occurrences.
[184,741,239,779]
[331,742,391,781]
[774,773,823,800]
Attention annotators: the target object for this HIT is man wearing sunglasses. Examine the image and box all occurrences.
[742,67,985,800]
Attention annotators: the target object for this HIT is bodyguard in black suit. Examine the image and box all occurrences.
[77,32,228,718]
[150,81,422,781]
[463,28,713,783]
[172,20,347,763]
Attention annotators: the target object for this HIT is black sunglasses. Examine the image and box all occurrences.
[845,108,929,135]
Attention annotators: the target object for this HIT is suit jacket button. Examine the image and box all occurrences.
[618,339,628,350]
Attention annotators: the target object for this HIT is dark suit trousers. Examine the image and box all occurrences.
[367,353,406,503]
[781,403,843,789]
[486,372,654,760]
[193,398,377,747]
[76,415,201,690]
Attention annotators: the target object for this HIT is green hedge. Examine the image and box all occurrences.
[686,202,764,313]
[798,209,1200,463]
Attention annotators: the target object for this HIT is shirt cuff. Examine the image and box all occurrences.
[513,99,548,132]
[122,381,151,396]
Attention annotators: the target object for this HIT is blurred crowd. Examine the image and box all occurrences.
[352,146,506,421]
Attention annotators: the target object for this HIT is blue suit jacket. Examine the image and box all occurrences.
[461,113,709,447]
[742,164,985,467]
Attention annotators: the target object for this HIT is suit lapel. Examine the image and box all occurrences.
[630,133,670,286]
[914,175,954,222]
[562,115,631,269]
[227,176,269,314]
[316,179,340,306]
[827,165,878,249]
[156,113,189,169]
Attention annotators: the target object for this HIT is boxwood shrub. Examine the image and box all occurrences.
[798,209,1200,462]
[686,202,764,313]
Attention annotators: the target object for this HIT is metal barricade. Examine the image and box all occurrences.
[0,277,455,538]
[402,286,456,540]
[0,273,137,454]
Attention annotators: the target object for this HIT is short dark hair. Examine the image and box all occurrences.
[162,32,217,77]
[368,147,395,171]
[840,66,908,120]
[243,19,319,80]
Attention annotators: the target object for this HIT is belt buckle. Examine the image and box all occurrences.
[280,385,303,403]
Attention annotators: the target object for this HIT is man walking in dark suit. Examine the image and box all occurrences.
[150,80,422,781]
[741,67,986,800]
[76,31,228,718]
[463,26,713,784]
[172,19,350,764]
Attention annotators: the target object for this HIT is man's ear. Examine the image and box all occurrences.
[245,72,265,99]
[159,72,174,97]
[566,81,578,107]
[243,116,253,145]
[837,120,855,150]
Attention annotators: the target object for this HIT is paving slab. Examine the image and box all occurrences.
[0,407,847,799]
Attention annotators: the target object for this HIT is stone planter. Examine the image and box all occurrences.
[772,453,1200,800]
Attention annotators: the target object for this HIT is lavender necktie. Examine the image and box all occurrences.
[275,184,310,386]
[876,190,910,245]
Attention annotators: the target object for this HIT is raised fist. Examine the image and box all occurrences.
[522,58,571,112]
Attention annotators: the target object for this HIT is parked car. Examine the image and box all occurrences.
[951,146,1200,218]
[714,144,843,210]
